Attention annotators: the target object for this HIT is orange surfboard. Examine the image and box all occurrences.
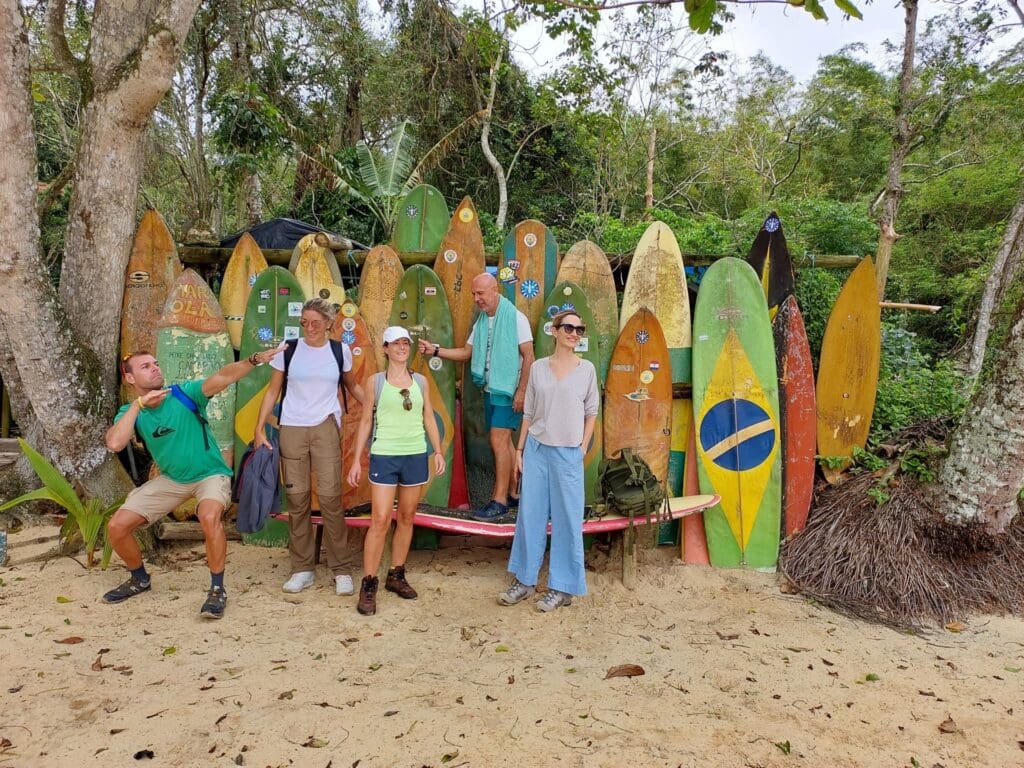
[121,209,182,361]
[359,245,404,370]
[604,309,672,483]
[816,258,881,483]
[332,300,377,509]
[434,196,485,350]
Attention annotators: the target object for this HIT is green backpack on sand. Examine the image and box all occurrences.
[598,448,666,520]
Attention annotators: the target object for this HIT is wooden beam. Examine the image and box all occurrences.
[178,245,864,271]
[880,301,942,313]
[154,520,243,541]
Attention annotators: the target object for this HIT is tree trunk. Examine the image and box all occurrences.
[964,189,1024,383]
[244,172,262,226]
[480,44,507,231]
[929,285,1024,533]
[0,0,199,500]
[873,0,919,300]
[644,124,656,216]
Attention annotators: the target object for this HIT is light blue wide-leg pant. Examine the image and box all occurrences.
[507,436,588,596]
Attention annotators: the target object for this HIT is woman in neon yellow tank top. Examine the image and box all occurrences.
[346,326,445,615]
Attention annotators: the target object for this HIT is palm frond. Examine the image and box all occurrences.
[378,121,417,197]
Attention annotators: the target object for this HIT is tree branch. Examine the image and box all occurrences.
[46,0,85,79]
[37,161,76,218]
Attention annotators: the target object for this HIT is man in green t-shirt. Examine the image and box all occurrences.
[103,349,280,618]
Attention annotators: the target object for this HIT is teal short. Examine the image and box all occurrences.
[484,391,521,430]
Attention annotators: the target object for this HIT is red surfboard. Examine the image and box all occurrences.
[774,295,815,536]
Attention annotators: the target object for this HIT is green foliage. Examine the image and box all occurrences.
[0,439,123,568]
[871,326,967,442]
[793,267,843,362]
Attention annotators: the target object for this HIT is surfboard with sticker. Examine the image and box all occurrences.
[121,209,182,397]
[389,265,455,508]
[219,233,268,350]
[692,257,781,570]
[534,281,603,506]
[434,196,485,350]
[604,308,673,485]
[745,211,794,321]
[461,308,493,510]
[155,269,236,469]
[816,257,880,484]
[234,266,307,472]
[358,244,404,370]
[289,233,343,301]
[393,184,450,254]
[621,221,693,529]
[774,295,815,536]
[499,220,559,333]
[331,299,377,510]
[556,240,617,386]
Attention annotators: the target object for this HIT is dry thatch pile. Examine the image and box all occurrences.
[779,465,1024,632]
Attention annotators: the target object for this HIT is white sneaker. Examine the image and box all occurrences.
[282,571,315,593]
[335,574,354,596]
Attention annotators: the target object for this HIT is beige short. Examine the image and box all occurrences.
[122,474,232,524]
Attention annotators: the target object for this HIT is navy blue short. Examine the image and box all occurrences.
[368,453,429,487]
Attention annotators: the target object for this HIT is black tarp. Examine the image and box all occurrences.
[220,218,367,251]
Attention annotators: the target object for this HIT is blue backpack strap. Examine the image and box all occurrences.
[168,383,211,451]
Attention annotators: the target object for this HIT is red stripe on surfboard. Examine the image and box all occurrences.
[775,296,815,537]
[682,420,710,564]
[448,398,471,510]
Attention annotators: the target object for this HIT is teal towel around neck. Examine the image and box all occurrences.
[470,295,521,400]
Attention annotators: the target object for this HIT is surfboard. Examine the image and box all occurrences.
[342,494,719,538]
[289,233,343,301]
[604,308,673,484]
[692,257,781,570]
[121,209,182,373]
[358,245,404,370]
[621,221,693,508]
[499,220,560,332]
[816,258,881,484]
[461,326,493,509]
[681,422,710,564]
[219,233,268,350]
[155,269,236,469]
[393,184,450,254]
[332,300,377,509]
[534,281,603,506]
[234,266,306,473]
[774,295,816,536]
[556,240,617,385]
[434,196,485,350]
[390,265,455,508]
[745,212,795,320]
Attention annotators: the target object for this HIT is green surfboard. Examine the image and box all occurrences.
[389,265,456,508]
[155,270,235,469]
[392,185,450,254]
[692,257,781,570]
[534,281,603,507]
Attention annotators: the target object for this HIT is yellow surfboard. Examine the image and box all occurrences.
[219,233,268,350]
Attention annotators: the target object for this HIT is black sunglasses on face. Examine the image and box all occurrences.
[557,323,586,336]
[399,388,412,410]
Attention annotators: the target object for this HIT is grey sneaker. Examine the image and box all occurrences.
[199,587,227,619]
[102,576,151,604]
[498,578,535,606]
[536,589,572,612]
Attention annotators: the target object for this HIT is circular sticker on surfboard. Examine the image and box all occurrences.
[635,330,649,344]
[399,311,408,320]
[459,208,474,223]
[562,286,572,296]
[257,327,273,342]
[543,321,554,336]
[547,305,560,318]
[404,205,420,219]
[699,399,776,471]
[561,302,575,312]
[342,330,356,345]
[520,279,540,299]
[128,271,149,284]
[341,303,356,317]
[428,356,443,371]
[443,249,458,264]
[248,273,259,287]
[353,347,362,356]
[640,371,654,384]
[523,232,537,247]
[341,318,356,332]
[765,215,781,233]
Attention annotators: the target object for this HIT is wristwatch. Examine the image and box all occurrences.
[433,344,440,358]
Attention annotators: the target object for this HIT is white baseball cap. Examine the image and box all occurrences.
[382,326,412,344]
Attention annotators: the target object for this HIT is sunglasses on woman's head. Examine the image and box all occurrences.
[558,323,586,336]
[399,388,412,410]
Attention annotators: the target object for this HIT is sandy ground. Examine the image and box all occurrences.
[1,524,1023,768]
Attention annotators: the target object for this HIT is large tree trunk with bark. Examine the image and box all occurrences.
[963,189,1024,383]
[873,0,919,300]
[0,0,199,500]
[928,287,1024,533]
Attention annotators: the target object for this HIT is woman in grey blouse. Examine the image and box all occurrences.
[499,310,599,612]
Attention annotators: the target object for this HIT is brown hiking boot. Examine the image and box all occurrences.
[357,576,378,615]
[385,566,418,600]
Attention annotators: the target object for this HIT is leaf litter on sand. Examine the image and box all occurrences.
[604,664,645,679]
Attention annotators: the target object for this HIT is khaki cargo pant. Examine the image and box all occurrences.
[279,417,351,575]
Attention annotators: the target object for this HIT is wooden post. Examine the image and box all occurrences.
[879,301,941,313]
